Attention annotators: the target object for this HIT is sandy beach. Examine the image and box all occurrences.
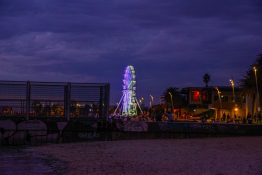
[30,137,262,175]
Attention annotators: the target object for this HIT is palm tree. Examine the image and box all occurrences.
[161,87,186,112]
[203,73,211,87]
[240,54,262,115]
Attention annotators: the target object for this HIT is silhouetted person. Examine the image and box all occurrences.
[222,113,226,122]
[253,113,257,123]
[258,113,262,123]
[226,114,230,123]
[234,114,237,123]
[247,113,252,124]
[242,116,247,124]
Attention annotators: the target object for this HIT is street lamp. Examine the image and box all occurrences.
[149,94,154,108]
[215,87,222,121]
[229,79,235,103]
[253,66,260,112]
[168,92,174,112]
[139,97,144,103]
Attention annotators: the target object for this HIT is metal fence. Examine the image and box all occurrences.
[0,81,110,119]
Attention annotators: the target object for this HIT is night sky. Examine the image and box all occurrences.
[0,0,262,105]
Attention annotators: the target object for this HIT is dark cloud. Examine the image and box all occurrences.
[0,0,261,104]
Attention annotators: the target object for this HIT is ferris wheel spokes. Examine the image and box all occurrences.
[113,65,144,117]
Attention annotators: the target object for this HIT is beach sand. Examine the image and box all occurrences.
[33,137,262,175]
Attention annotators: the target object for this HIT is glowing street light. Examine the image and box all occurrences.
[149,94,154,108]
[253,66,260,112]
[215,87,222,108]
[215,87,222,120]
[140,97,144,104]
[168,92,174,112]
[229,79,235,103]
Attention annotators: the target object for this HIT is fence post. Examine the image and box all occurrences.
[26,81,31,120]
[64,83,71,120]
[104,84,110,119]
[99,86,104,118]
[99,84,110,119]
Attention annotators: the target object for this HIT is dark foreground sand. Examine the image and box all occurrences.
[32,137,262,175]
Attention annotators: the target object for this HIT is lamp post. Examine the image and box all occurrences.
[168,92,174,113]
[229,79,236,122]
[253,66,260,113]
[215,87,222,121]
[229,79,235,103]
[140,97,144,105]
[149,94,154,108]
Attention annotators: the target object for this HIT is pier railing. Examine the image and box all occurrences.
[0,81,110,119]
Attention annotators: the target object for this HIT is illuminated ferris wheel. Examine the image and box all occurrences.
[114,65,142,116]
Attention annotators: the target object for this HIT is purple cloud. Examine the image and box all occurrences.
[0,0,261,104]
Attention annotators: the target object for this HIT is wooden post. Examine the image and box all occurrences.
[64,83,71,120]
[26,81,31,120]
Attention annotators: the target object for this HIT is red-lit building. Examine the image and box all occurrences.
[181,86,246,121]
